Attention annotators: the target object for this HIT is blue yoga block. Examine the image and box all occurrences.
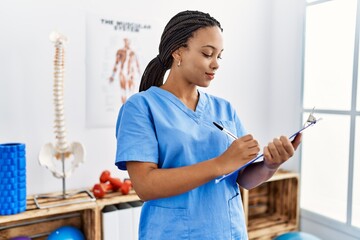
[274,232,322,240]
[0,143,27,215]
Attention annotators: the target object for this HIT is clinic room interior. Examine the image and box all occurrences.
[1,0,360,240]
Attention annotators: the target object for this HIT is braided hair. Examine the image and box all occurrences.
[139,10,223,92]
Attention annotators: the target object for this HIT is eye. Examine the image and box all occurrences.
[202,52,212,58]
[202,52,222,60]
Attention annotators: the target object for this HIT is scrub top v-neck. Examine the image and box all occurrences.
[115,86,248,240]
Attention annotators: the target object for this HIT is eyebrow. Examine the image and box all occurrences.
[201,45,224,52]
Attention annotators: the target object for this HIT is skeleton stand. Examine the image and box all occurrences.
[33,153,95,209]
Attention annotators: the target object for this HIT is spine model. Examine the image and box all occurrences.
[52,33,70,156]
[38,32,85,179]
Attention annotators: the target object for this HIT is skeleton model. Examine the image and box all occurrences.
[37,32,89,205]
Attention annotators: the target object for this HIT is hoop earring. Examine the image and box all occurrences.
[177,60,181,67]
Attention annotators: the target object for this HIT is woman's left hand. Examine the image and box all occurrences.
[263,133,302,170]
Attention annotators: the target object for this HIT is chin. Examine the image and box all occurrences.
[201,81,212,88]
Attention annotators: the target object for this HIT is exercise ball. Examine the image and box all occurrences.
[10,237,31,240]
[274,232,321,240]
[47,226,85,240]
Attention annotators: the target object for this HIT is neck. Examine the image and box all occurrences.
[160,77,199,111]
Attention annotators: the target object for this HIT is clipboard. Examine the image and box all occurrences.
[215,112,320,184]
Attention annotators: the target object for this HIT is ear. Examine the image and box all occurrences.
[172,48,182,63]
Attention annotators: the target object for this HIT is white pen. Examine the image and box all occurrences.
[213,122,237,140]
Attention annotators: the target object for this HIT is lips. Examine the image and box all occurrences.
[205,72,215,80]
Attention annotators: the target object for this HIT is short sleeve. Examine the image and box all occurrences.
[234,110,247,137]
[115,99,159,170]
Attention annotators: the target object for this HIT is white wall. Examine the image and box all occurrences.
[269,0,305,171]
[0,0,282,195]
[0,0,307,210]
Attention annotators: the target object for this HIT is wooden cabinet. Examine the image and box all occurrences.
[0,170,298,240]
[0,191,140,240]
[241,169,299,240]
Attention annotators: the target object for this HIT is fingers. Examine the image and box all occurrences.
[267,139,280,160]
[240,134,256,143]
[238,134,260,157]
[263,146,277,170]
[219,134,261,175]
[291,133,302,150]
[222,132,302,174]
[280,136,294,157]
[264,135,297,166]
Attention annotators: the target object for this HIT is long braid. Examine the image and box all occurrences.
[139,10,222,92]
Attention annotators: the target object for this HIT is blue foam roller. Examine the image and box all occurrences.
[274,232,322,240]
[0,143,26,215]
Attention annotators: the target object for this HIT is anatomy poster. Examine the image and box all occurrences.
[86,14,158,127]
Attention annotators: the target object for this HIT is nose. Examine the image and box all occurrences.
[211,58,219,71]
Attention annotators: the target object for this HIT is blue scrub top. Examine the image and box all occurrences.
[115,86,248,240]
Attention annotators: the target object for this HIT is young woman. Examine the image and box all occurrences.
[115,10,302,239]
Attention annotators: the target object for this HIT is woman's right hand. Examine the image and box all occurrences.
[216,134,260,175]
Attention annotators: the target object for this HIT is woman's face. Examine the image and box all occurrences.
[178,26,224,88]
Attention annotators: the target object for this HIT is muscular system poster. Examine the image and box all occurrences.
[86,14,157,127]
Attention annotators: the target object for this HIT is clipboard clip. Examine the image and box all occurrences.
[304,107,322,127]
